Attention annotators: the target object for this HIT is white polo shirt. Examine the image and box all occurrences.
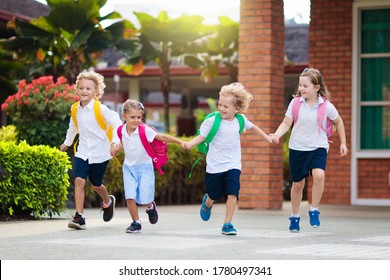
[286,96,339,151]
[121,124,157,167]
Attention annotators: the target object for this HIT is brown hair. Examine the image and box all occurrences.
[294,68,331,100]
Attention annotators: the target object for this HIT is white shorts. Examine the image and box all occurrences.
[123,163,155,204]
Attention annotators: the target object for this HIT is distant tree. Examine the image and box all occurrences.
[119,11,210,133]
[0,49,24,104]
[184,16,239,84]
[0,0,141,83]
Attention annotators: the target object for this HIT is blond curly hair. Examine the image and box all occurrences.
[219,82,253,113]
[75,70,106,99]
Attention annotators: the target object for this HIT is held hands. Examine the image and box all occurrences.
[182,142,194,150]
[264,134,273,143]
[110,143,119,156]
[269,134,280,144]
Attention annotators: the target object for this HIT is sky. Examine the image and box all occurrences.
[35,0,310,24]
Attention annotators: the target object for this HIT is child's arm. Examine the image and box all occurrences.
[333,116,348,156]
[183,135,205,150]
[60,113,78,151]
[249,124,273,143]
[270,116,293,144]
[155,133,185,146]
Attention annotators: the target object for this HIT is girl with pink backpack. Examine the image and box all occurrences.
[112,99,184,233]
[270,68,348,232]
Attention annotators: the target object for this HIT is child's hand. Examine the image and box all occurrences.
[340,143,348,157]
[110,144,119,156]
[269,134,280,144]
[59,144,68,151]
[182,142,193,150]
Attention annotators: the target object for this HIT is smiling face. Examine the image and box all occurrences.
[298,76,320,101]
[218,94,238,121]
[122,108,143,132]
[77,78,98,106]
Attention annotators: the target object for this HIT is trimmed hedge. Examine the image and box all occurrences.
[0,141,71,218]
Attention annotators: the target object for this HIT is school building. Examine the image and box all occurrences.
[236,0,390,209]
[98,0,390,209]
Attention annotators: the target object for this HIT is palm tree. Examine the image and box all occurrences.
[120,11,210,133]
[0,0,141,83]
[184,16,239,84]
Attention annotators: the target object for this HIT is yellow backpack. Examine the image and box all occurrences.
[70,99,114,154]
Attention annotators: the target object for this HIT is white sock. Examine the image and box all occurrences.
[103,198,111,208]
[290,213,300,218]
[310,206,319,212]
[146,203,154,210]
[135,220,141,224]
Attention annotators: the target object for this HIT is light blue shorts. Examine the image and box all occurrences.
[123,163,155,204]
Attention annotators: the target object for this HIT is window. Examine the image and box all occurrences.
[359,8,390,149]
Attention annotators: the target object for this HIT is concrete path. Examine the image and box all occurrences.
[2,202,390,280]
[1,201,390,260]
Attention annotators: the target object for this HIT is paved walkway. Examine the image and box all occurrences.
[1,201,390,260]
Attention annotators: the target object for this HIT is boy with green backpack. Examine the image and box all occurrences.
[183,82,273,235]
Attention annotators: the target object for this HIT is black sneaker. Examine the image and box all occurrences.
[68,212,86,230]
[102,195,116,222]
[126,221,142,233]
[146,201,158,224]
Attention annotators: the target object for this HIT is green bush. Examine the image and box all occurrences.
[0,125,17,143]
[81,137,206,206]
[0,141,72,219]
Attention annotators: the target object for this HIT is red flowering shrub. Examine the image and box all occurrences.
[1,76,79,147]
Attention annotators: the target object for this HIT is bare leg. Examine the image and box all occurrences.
[290,179,305,215]
[311,168,325,208]
[205,195,214,208]
[126,199,139,221]
[91,184,110,205]
[74,177,86,214]
[224,195,237,224]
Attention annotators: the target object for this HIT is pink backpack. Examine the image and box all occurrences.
[292,97,334,139]
[117,123,168,175]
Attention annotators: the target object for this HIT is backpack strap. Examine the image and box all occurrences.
[204,112,222,145]
[138,124,158,162]
[317,99,328,133]
[291,97,301,123]
[117,124,124,142]
[93,99,108,134]
[71,102,79,129]
[235,114,245,133]
[71,102,79,155]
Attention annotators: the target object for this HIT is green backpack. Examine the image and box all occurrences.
[189,111,245,178]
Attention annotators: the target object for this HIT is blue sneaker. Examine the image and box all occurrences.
[309,210,320,227]
[200,194,212,221]
[222,222,237,235]
[289,217,300,232]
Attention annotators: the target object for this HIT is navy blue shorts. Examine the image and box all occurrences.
[204,169,241,201]
[74,157,109,186]
[289,148,327,183]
